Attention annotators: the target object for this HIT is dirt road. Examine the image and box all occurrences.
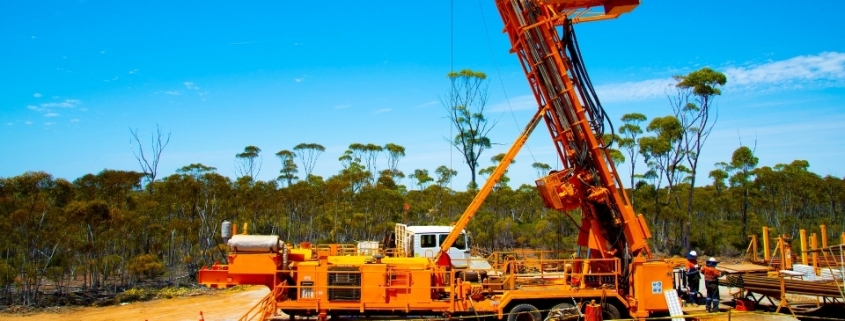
[0,286,270,321]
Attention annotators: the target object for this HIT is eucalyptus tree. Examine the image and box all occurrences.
[275,149,299,187]
[443,69,494,189]
[235,145,262,179]
[638,117,684,252]
[727,146,758,241]
[376,169,397,189]
[638,116,685,205]
[708,165,729,197]
[531,162,551,179]
[602,133,626,166]
[362,143,384,184]
[435,165,457,189]
[293,143,325,178]
[384,143,406,182]
[410,169,434,191]
[670,67,727,250]
[618,113,647,205]
[2,172,73,305]
[130,124,171,188]
[72,170,144,290]
[176,163,217,179]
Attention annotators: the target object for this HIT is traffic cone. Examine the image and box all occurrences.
[199,311,205,321]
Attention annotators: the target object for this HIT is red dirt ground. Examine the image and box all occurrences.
[0,286,270,321]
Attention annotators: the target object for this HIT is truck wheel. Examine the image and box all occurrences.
[601,303,621,320]
[508,303,542,321]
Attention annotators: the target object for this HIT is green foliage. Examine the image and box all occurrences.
[116,286,204,304]
[409,169,434,190]
[2,132,844,308]
[275,149,299,186]
[674,67,727,97]
[444,69,493,188]
[127,254,165,280]
[235,145,262,178]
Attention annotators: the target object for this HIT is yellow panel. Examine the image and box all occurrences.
[288,248,313,261]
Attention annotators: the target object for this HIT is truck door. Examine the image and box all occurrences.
[439,233,471,266]
[416,234,438,258]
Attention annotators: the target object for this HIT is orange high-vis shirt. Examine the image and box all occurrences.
[702,266,720,282]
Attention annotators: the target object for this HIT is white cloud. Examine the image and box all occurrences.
[184,82,197,90]
[5,122,12,126]
[45,112,59,117]
[595,78,675,103]
[295,78,303,83]
[27,105,39,111]
[724,51,845,89]
[41,99,81,108]
[129,69,138,74]
[25,121,32,125]
[415,100,439,108]
[33,93,42,98]
[44,122,56,126]
[591,52,845,103]
[374,108,391,114]
[80,108,88,112]
[162,90,180,96]
[70,118,80,122]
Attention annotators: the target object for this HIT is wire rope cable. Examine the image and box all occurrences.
[476,0,541,168]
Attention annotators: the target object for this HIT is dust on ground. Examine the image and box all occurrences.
[0,286,270,321]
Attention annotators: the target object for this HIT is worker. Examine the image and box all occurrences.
[684,250,701,306]
[702,257,722,313]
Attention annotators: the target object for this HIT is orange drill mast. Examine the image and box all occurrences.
[438,0,651,274]
[501,0,652,260]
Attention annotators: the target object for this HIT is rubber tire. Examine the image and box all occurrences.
[508,303,542,321]
[601,303,622,320]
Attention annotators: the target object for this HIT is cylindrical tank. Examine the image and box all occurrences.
[221,220,232,243]
[228,235,281,253]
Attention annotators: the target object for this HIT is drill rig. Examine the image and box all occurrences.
[199,1,676,320]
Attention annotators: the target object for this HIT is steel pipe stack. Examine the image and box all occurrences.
[729,274,844,298]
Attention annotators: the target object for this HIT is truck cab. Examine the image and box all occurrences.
[393,224,471,267]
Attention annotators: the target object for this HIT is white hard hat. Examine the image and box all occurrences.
[689,250,698,256]
[708,257,717,262]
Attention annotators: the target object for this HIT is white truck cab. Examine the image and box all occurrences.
[393,224,471,267]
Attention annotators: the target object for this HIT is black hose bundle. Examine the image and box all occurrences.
[561,19,616,149]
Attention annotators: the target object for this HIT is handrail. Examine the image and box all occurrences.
[237,280,287,321]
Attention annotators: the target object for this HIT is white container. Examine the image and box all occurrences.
[357,241,380,256]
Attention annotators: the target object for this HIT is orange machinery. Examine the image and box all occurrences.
[199,1,676,320]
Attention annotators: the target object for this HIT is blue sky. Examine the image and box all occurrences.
[2,0,844,190]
